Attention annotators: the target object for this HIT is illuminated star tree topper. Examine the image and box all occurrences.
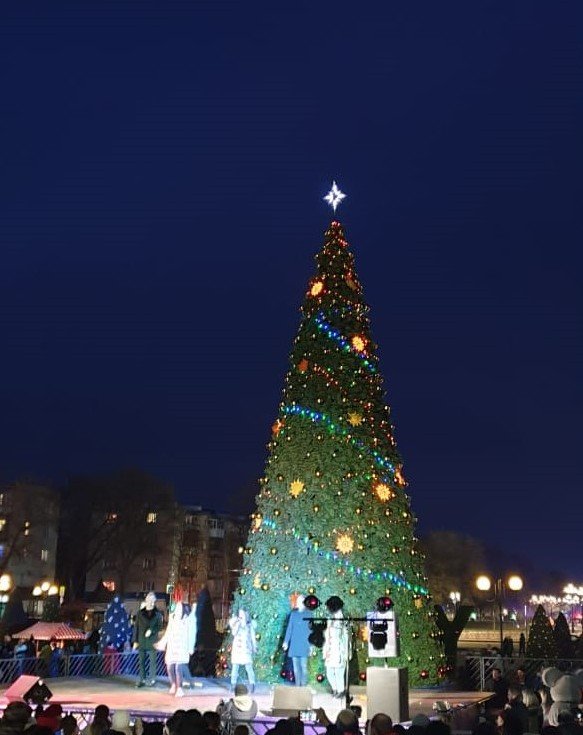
[324,181,346,212]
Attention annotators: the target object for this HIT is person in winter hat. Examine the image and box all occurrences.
[110,711,134,735]
[216,684,258,726]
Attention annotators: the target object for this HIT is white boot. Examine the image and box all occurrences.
[168,684,176,695]
[175,687,185,698]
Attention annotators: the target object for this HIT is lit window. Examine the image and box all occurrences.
[0,495,4,507]
[143,557,156,570]
[24,521,30,537]
[0,518,5,532]
[103,580,115,592]
[146,512,157,524]
[142,580,155,592]
[106,512,118,523]
[41,549,49,562]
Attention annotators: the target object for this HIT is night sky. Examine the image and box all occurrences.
[1,3,581,577]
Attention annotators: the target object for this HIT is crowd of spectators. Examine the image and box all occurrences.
[484,664,582,735]
[0,672,580,735]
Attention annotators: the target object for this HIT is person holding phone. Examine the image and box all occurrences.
[229,609,257,693]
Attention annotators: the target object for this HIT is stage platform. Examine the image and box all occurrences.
[0,676,491,731]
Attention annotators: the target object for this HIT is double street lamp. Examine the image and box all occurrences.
[475,574,523,648]
[32,580,59,598]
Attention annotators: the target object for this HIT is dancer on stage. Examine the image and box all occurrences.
[282,594,312,687]
[156,600,197,697]
[229,609,257,692]
[322,596,348,698]
[134,592,163,688]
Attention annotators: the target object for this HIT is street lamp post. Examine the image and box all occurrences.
[563,584,583,634]
[476,574,523,648]
[32,580,59,618]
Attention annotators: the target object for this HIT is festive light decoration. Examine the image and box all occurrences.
[313,314,377,373]
[351,334,367,352]
[323,181,346,212]
[374,482,391,501]
[272,419,284,436]
[336,533,354,554]
[281,404,395,471]
[232,219,440,686]
[395,467,406,486]
[289,479,305,498]
[310,280,325,296]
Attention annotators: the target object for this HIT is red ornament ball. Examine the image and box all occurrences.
[280,670,287,679]
[420,669,429,680]
[316,673,325,683]
[359,672,367,681]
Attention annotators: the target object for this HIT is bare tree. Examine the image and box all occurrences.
[0,481,59,580]
[420,530,487,605]
[58,469,176,598]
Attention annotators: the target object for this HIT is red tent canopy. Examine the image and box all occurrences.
[13,622,86,641]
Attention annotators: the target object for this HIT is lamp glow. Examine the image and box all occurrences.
[476,575,491,592]
[0,574,12,592]
[32,586,42,597]
[507,575,523,591]
[40,581,50,592]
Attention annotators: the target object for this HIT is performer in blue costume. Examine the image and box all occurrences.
[282,594,312,687]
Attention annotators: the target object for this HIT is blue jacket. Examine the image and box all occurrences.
[284,609,312,657]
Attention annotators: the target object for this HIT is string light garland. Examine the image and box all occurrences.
[280,404,397,472]
[313,313,377,373]
[260,517,428,595]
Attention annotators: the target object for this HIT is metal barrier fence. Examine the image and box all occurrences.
[0,651,167,684]
[465,656,583,691]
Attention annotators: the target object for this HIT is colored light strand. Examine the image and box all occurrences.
[261,517,427,595]
[313,313,377,373]
[281,404,396,472]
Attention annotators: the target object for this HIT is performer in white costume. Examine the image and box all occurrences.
[229,609,257,692]
[322,596,348,698]
[156,601,197,697]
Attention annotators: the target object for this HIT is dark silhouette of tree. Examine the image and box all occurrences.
[192,586,220,676]
[553,612,573,659]
[434,604,474,667]
[421,531,487,605]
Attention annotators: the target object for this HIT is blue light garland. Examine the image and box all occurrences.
[281,404,396,472]
[261,517,427,595]
[313,313,377,373]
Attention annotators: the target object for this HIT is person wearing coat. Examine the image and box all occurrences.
[134,592,163,687]
[322,596,348,698]
[229,609,257,692]
[156,601,197,697]
[282,594,312,687]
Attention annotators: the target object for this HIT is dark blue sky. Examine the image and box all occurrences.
[1,2,581,577]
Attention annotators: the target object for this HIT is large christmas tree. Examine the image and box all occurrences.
[235,205,441,685]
